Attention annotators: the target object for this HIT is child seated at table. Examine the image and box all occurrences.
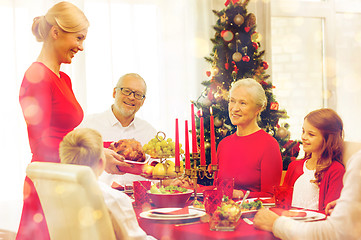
[283,108,345,211]
[59,128,156,240]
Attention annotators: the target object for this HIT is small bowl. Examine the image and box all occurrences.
[147,189,193,208]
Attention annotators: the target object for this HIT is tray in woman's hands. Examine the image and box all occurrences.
[116,155,150,175]
[123,154,151,165]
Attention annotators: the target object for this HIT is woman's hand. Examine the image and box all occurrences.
[325,200,337,216]
[103,148,132,174]
[232,189,244,199]
[254,208,280,232]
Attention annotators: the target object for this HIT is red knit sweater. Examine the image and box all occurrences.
[283,159,345,211]
[216,130,283,198]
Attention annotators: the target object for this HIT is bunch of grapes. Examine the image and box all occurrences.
[143,136,184,158]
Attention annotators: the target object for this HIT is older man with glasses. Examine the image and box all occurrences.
[79,73,157,186]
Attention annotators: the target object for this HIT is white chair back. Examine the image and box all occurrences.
[26,162,116,240]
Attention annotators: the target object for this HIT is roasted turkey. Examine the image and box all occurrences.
[109,139,146,162]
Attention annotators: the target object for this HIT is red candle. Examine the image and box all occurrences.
[185,120,191,169]
[175,118,180,167]
[191,103,197,154]
[200,113,206,166]
[210,107,217,165]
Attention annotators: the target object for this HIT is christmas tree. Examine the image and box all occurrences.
[193,0,300,185]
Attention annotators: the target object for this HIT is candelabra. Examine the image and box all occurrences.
[175,153,218,203]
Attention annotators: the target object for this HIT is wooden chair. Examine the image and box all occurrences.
[26,162,116,240]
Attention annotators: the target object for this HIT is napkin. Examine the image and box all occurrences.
[111,182,124,191]
[271,208,307,217]
[151,206,189,215]
[256,197,274,204]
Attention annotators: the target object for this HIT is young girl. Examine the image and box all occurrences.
[283,108,345,211]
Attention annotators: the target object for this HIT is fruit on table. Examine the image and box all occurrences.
[152,162,167,177]
[142,164,154,175]
[143,136,184,158]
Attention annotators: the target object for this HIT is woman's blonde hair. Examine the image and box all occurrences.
[304,108,344,185]
[230,78,267,111]
[59,128,104,171]
[32,1,89,42]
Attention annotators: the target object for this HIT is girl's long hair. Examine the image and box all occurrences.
[304,108,344,185]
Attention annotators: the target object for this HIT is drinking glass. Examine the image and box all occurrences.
[203,189,222,215]
[274,185,293,209]
[215,178,234,200]
[133,181,151,206]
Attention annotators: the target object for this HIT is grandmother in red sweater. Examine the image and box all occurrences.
[283,108,345,211]
[216,78,283,199]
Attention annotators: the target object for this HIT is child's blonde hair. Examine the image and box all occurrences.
[59,128,104,172]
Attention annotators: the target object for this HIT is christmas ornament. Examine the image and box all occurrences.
[232,52,242,62]
[205,142,211,150]
[251,32,262,43]
[270,102,279,110]
[207,90,214,102]
[206,71,211,77]
[276,127,290,139]
[221,13,228,23]
[200,96,212,107]
[252,42,258,50]
[233,14,244,26]
[232,61,239,74]
[219,128,228,137]
[224,0,239,7]
[196,109,202,118]
[214,117,224,127]
[242,55,250,62]
[225,62,229,70]
[244,27,250,32]
[212,67,219,76]
[245,13,256,28]
[222,30,234,42]
[262,61,269,70]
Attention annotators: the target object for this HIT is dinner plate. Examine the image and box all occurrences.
[148,208,198,218]
[140,208,206,220]
[188,205,205,212]
[287,210,326,221]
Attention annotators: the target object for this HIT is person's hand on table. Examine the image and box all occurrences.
[104,148,132,174]
[254,208,280,232]
[325,199,337,216]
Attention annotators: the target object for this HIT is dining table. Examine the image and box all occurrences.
[133,201,279,240]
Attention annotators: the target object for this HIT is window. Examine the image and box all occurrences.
[271,0,361,142]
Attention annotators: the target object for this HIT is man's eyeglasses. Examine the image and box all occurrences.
[116,87,145,100]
